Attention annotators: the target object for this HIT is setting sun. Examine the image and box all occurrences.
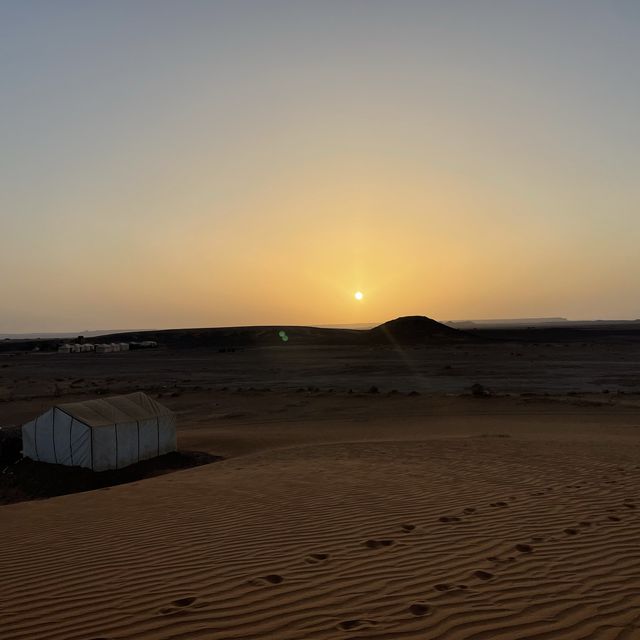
[354,291,364,301]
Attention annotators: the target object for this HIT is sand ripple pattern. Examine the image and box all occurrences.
[1,437,640,639]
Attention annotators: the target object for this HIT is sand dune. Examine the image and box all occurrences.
[2,402,640,639]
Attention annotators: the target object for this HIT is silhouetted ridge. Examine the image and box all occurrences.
[369,316,470,344]
[0,316,472,352]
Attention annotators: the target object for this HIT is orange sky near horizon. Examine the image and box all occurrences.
[2,2,639,332]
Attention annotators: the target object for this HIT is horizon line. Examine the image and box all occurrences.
[3,316,640,338]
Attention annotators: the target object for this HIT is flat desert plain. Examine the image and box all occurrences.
[1,338,640,639]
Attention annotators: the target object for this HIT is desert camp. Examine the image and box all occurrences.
[21,392,176,471]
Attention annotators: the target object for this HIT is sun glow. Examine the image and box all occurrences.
[354,291,364,301]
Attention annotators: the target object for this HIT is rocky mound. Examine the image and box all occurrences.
[368,315,472,344]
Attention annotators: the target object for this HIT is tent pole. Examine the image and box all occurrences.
[69,418,74,466]
[34,415,39,461]
[52,409,58,464]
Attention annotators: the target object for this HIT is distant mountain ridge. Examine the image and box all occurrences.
[4,316,640,353]
[447,317,568,328]
[0,316,473,352]
[96,315,474,348]
[5,317,640,340]
[0,329,150,340]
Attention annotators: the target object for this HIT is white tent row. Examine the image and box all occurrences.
[95,343,130,353]
[58,343,96,353]
[21,392,176,471]
[57,342,131,353]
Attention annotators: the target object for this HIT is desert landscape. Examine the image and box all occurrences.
[2,317,640,639]
[4,3,640,638]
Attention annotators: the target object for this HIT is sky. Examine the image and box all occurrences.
[2,0,639,332]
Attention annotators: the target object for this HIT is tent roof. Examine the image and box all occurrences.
[55,392,173,428]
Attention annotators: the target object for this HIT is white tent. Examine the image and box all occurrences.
[21,392,176,471]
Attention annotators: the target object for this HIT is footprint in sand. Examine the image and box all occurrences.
[401,523,416,532]
[564,528,579,535]
[473,570,494,581]
[159,596,199,616]
[337,619,377,631]
[173,597,197,607]
[409,603,431,616]
[515,543,533,553]
[250,574,284,585]
[579,521,592,528]
[490,501,508,508]
[607,515,621,522]
[305,553,330,564]
[623,502,636,509]
[463,507,477,514]
[439,516,461,523]
[363,539,395,549]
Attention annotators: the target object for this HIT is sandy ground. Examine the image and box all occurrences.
[2,346,640,639]
[2,339,640,404]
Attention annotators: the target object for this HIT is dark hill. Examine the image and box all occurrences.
[0,316,473,352]
[98,325,365,348]
[368,316,473,344]
[98,316,473,348]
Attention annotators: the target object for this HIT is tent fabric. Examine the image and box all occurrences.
[21,392,176,471]
[56,392,173,427]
